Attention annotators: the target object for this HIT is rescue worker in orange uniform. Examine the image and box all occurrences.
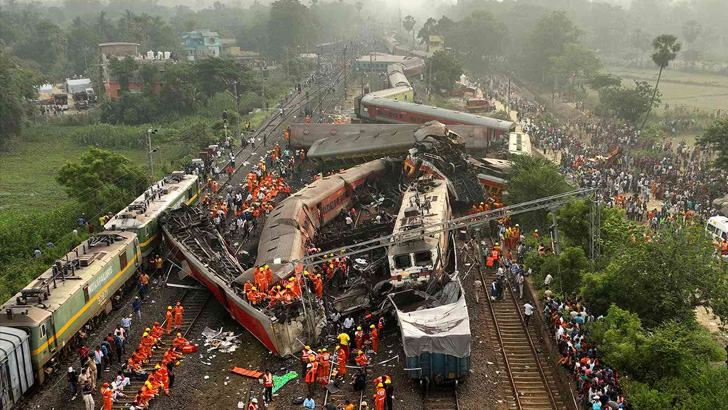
[101,382,113,410]
[172,333,188,350]
[301,346,311,376]
[336,345,347,377]
[312,274,323,299]
[374,382,386,410]
[355,350,369,372]
[166,306,173,334]
[319,348,331,387]
[173,302,184,330]
[304,356,318,397]
[355,326,364,350]
[369,324,379,353]
[262,369,274,402]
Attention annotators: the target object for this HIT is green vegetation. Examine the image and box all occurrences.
[504,155,572,230]
[597,80,659,123]
[525,195,728,409]
[427,51,463,93]
[0,49,46,151]
[697,118,728,170]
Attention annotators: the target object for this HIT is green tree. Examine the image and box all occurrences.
[194,57,258,99]
[550,43,602,99]
[12,19,67,76]
[448,11,508,73]
[698,118,728,171]
[523,11,583,84]
[56,147,148,210]
[417,17,437,42]
[629,28,652,66]
[587,73,621,90]
[640,34,681,129]
[682,20,702,49]
[598,80,658,124]
[505,155,571,230]
[587,305,645,374]
[159,63,203,114]
[581,226,727,327]
[427,51,463,92]
[402,15,416,49]
[532,246,588,296]
[267,0,316,59]
[0,49,45,151]
[108,56,138,93]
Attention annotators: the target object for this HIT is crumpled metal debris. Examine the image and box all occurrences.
[202,327,242,353]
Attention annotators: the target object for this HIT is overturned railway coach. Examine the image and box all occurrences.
[163,160,393,356]
[355,95,515,139]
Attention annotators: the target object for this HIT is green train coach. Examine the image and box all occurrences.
[0,232,140,383]
[104,172,202,258]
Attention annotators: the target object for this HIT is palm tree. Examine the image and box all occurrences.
[403,15,416,49]
[640,34,681,129]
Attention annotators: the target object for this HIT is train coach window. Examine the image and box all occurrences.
[414,252,432,267]
[394,254,412,269]
[40,323,47,339]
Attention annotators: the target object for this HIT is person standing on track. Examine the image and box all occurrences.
[524,301,534,326]
[132,297,142,320]
[166,306,173,334]
[262,369,274,402]
[384,379,394,410]
[173,302,184,331]
[81,379,95,410]
[373,382,386,410]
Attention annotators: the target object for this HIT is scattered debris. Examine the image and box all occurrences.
[202,327,242,353]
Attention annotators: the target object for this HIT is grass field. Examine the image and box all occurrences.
[0,125,181,215]
[605,65,728,112]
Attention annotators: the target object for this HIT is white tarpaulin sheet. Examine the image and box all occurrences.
[394,286,471,359]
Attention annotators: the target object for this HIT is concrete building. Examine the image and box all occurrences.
[428,36,444,53]
[182,29,221,61]
[99,42,140,59]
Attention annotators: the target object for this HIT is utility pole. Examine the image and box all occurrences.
[260,57,266,112]
[234,81,240,140]
[146,129,157,180]
[507,76,511,114]
[343,45,348,100]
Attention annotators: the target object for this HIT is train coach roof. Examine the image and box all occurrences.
[390,282,471,358]
[361,95,515,132]
[0,231,136,326]
[105,173,199,231]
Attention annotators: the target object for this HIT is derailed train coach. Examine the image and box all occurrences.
[388,281,471,386]
[163,160,393,356]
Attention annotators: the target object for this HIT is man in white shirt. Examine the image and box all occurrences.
[524,302,534,326]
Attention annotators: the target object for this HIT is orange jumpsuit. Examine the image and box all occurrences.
[337,349,347,376]
[101,387,113,410]
[173,305,184,328]
[319,352,330,386]
[355,331,364,349]
[374,387,386,410]
[370,328,379,352]
[166,310,173,334]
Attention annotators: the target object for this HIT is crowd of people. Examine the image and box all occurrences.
[544,296,629,410]
[67,301,195,410]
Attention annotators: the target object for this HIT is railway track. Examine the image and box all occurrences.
[422,387,459,410]
[477,237,564,410]
[111,290,210,409]
[322,364,365,410]
[217,69,345,191]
